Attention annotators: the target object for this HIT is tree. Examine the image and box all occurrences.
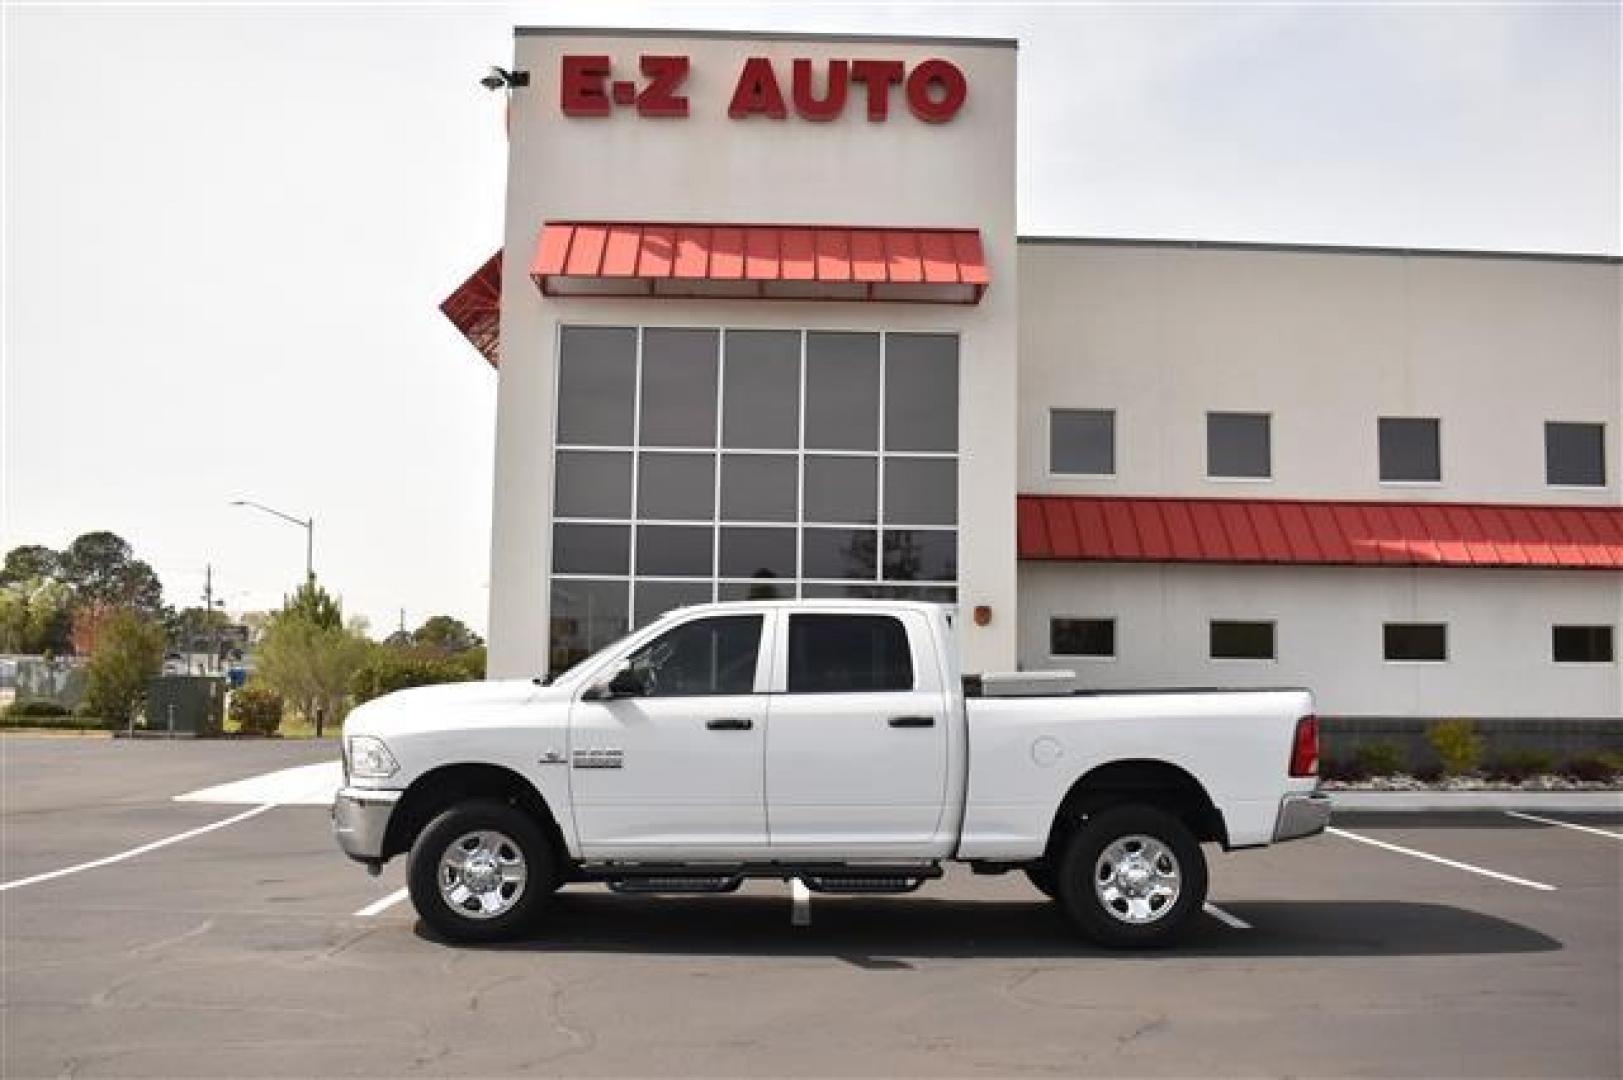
[60,532,165,619]
[351,650,473,704]
[253,587,368,730]
[0,578,73,655]
[2,545,61,586]
[412,615,481,654]
[281,579,342,631]
[81,610,165,723]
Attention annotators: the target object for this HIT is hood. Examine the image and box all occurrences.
[344,678,563,740]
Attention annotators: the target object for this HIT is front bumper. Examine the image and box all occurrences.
[332,786,403,863]
[1273,791,1332,842]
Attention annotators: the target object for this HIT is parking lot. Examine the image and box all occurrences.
[2,737,1618,1078]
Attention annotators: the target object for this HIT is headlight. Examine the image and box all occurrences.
[347,736,399,779]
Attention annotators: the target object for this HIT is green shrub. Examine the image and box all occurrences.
[1320,758,1369,783]
[1427,719,1484,776]
[1412,762,1445,783]
[0,711,114,730]
[1353,742,1407,777]
[230,686,285,737]
[5,699,71,717]
[1560,754,1622,783]
[351,652,471,704]
[1483,749,1557,783]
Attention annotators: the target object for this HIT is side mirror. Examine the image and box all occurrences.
[584,661,649,701]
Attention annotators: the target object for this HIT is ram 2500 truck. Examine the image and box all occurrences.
[334,600,1328,946]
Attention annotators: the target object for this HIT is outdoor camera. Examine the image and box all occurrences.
[480,66,529,91]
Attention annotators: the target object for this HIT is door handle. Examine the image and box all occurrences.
[706,717,754,731]
[888,715,936,728]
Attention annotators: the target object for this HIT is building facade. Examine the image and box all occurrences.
[443,27,1622,723]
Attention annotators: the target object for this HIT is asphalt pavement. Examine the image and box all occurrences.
[2,736,1618,1077]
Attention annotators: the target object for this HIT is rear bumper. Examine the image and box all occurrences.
[332,786,403,863]
[1273,792,1332,842]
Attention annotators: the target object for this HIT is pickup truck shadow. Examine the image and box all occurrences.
[418,894,1559,960]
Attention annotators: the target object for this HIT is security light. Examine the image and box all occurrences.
[481,66,529,91]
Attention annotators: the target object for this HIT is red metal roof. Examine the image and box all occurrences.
[530,222,989,304]
[1018,496,1623,570]
[440,251,502,368]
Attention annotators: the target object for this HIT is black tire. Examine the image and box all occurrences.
[1024,861,1059,900]
[407,799,556,944]
[1055,803,1208,948]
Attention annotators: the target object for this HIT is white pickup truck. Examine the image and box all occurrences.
[334,600,1328,946]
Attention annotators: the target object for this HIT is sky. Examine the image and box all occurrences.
[3,1,1619,639]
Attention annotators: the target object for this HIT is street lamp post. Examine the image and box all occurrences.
[230,499,315,582]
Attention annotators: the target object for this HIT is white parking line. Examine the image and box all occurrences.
[0,804,276,893]
[1327,826,1557,891]
[1505,811,1623,840]
[790,878,811,926]
[1203,902,1251,929]
[353,887,411,917]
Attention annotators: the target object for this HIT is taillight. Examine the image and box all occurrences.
[1289,714,1319,778]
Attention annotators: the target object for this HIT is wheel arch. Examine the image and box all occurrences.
[382,762,570,867]
[1044,758,1228,858]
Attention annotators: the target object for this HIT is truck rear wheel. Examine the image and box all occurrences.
[406,799,555,944]
[1055,803,1207,948]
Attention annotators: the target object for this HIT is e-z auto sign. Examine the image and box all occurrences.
[558,55,968,123]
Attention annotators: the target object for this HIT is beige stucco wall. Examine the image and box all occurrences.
[1020,562,1622,718]
[1018,243,1621,504]
[489,30,1019,678]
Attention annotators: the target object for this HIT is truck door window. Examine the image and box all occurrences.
[788,614,913,693]
[627,615,763,697]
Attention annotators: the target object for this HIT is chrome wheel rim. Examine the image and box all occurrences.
[438,830,527,920]
[1094,834,1181,925]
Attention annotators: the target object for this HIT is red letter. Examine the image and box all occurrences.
[638,55,689,117]
[791,58,847,122]
[848,59,904,121]
[560,54,610,116]
[728,57,787,119]
[905,59,967,123]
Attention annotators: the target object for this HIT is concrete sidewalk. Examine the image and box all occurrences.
[1329,790,1623,813]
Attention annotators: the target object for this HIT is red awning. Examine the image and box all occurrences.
[440,251,502,368]
[530,222,989,304]
[1018,496,1623,570]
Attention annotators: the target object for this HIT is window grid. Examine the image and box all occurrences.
[550,327,959,626]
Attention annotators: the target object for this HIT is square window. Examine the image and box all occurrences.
[1379,418,1441,482]
[1553,625,1614,663]
[804,456,877,524]
[556,327,636,445]
[1051,617,1115,658]
[883,458,957,526]
[1384,623,1447,662]
[720,455,797,522]
[1546,422,1606,487]
[882,530,956,581]
[1050,409,1115,475]
[719,527,796,579]
[635,525,713,577]
[549,578,628,673]
[552,523,630,575]
[1208,412,1271,479]
[1209,620,1276,660]
[802,528,877,580]
[554,451,632,519]
[637,453,715,521]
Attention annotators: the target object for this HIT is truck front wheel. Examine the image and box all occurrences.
[1056,803,1207,948]
[406,799,556,943]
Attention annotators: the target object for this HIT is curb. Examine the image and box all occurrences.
[0,728,115,739]
[1329,790,1623,813]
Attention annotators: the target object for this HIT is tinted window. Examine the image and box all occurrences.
[1379,418,1441,482]
[804,332,879,450]
[883,530,956,581]
[1051,409,1115,475]
[553,524,629,575]
[1208,412,1271,479]
[637,453,715,521]
[1546,422,1606,487]
[723,330,799,449]
[719,579,792,601]
[549,579,628,673]
[1210,620,1276,660]
[628,615,763,696]
[554,451,632,519]
[883,458,956,526]
[1553,625,1614,663]
[635,525,712,577]
[788,614,913,693]
[885,334,958,452]
[719,527,796,579]
[557,327,636,445]
[720,455,797,522]
[802,528,877,579]
[804,456,877,523]
[639,329,718,447]
[1384,623,1447,662]
[1051,618,1114,658]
